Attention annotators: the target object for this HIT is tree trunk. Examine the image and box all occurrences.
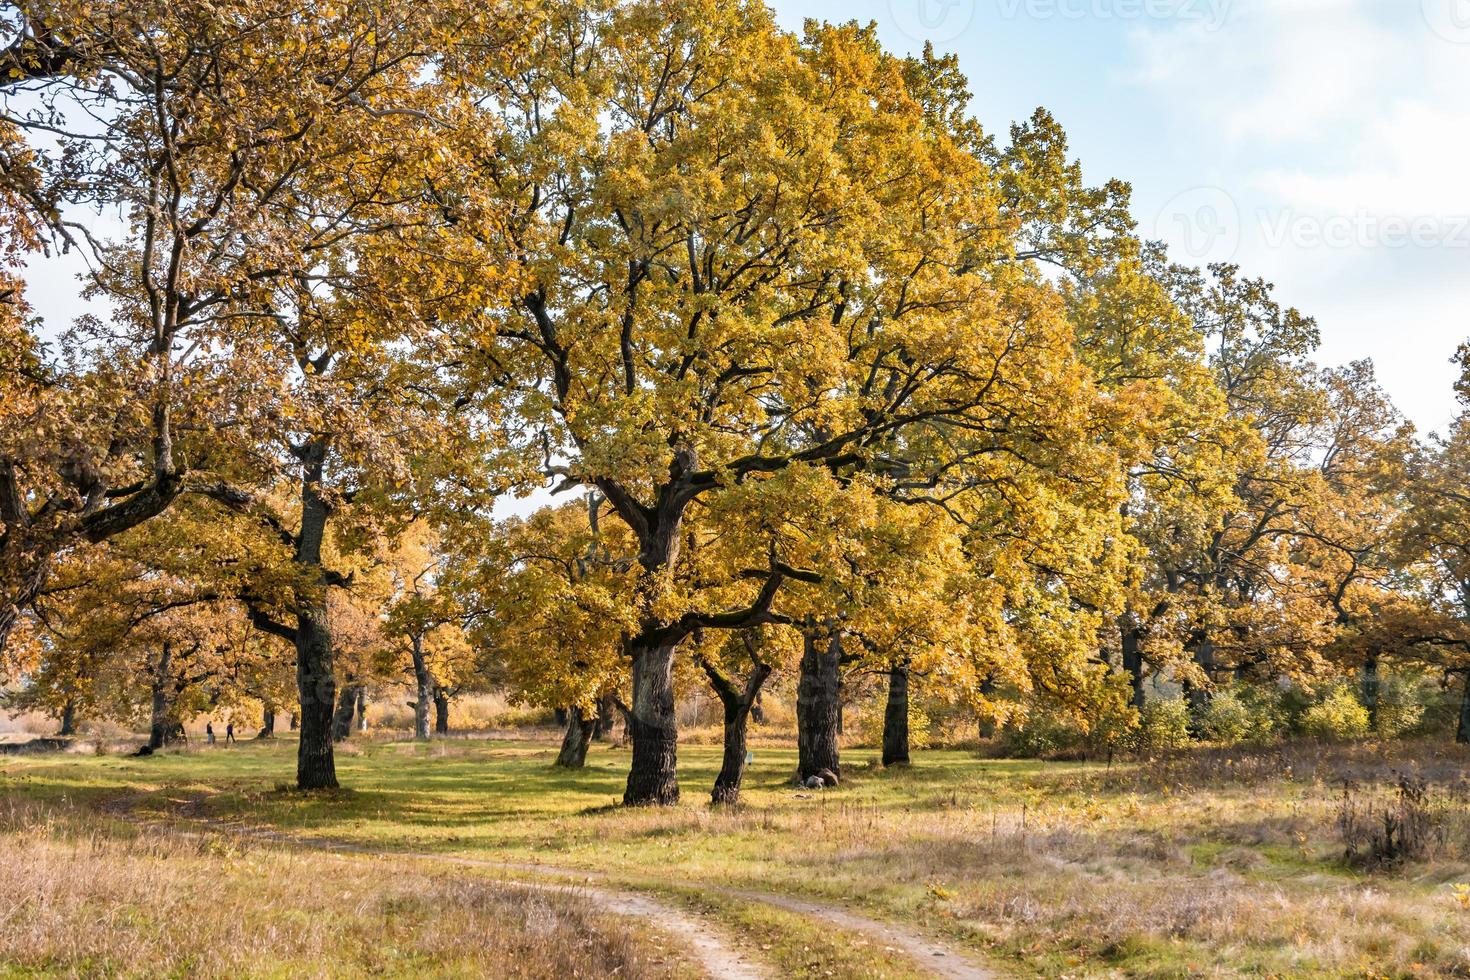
[556,706,594,768]
[332,680,360,742]
[410,634,432,740]
[295,608,338,788]
[797,628,842,781]
[146,643,175,751]
[750,691,764,725]
[1183,635,1216,726]
[58,698,77,737]
[355,687,368,732]
[1121,615,1146,710]
[1458,672,1470,745]
[258,708,275,739]
[1361,652,1380,728]
[882,662,911,767]
[434,689,450,735]
[293,441,338,790]
[623,637,680,805]
[700,639,772,806]
[593,695,617,740]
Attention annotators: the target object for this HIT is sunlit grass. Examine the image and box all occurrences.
[8,735,1470,976]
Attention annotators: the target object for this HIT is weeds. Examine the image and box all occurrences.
[1337,773,1447,866]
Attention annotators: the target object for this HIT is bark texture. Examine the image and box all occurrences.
[332,680,361,742]
[293,442,338,790]
[555,706,594,768]
[882,662,910,768]
[699,635,772,805]
[410,634,433,740]
[623,638,680,805]
[434,689,450,735]
[796,628,843,781]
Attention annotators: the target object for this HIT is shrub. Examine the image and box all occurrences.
[1135,697,1192,750]
[1301,685,1371,740]
[999,709,1083,758]
[1198,684,1284,745]
[1373,672,1432,739]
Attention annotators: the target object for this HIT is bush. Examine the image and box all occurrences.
[1135,697,1192,750]
[999,709,1083,758]
[1301,685,1371,740]
[1373,672,1432,739]
[1198,684,1284,745]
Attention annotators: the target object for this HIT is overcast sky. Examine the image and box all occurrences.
[769,0,1470,435]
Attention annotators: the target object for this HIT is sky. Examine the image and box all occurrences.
[17,1,1470,436]
[767,0,1470,436]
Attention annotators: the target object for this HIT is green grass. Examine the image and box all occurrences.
[8,734,1470,976]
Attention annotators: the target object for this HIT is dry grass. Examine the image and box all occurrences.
[0,800,682,979]
[14,735,1470,975]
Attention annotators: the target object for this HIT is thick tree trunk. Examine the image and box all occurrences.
[146,643,175,751]
[1121,615,1146,710]
[355,688,368,732]
[58,698,77,737]
[797,628,843,781]
[882,662,911,768]
[434,689,450,735]
[623,638,680,805]
[295,607,338,788]
[556,706,594,768]
[293,442,338,790]
[410,634,432,740]
[258,708,275,739]
[1361,652,1380,728]
[332,680,360,742]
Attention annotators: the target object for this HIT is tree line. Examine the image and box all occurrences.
[3,0,1470,806]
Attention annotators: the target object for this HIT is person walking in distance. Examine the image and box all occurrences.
[206,722,215,746]
[225,722,236,745]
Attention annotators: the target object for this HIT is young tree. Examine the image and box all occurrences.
[454,496,637,770]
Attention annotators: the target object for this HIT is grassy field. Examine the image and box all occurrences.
[5,733,1470,977]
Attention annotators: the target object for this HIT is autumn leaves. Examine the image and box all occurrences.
[0,1,1462,803]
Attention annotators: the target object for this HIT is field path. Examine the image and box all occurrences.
[105,793,994,979]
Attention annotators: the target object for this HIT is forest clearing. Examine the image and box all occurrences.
[7,730,1470,977]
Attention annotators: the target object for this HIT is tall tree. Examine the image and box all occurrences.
[444,2,1135,804]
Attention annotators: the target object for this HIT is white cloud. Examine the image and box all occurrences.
[1124,0,1470,430]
